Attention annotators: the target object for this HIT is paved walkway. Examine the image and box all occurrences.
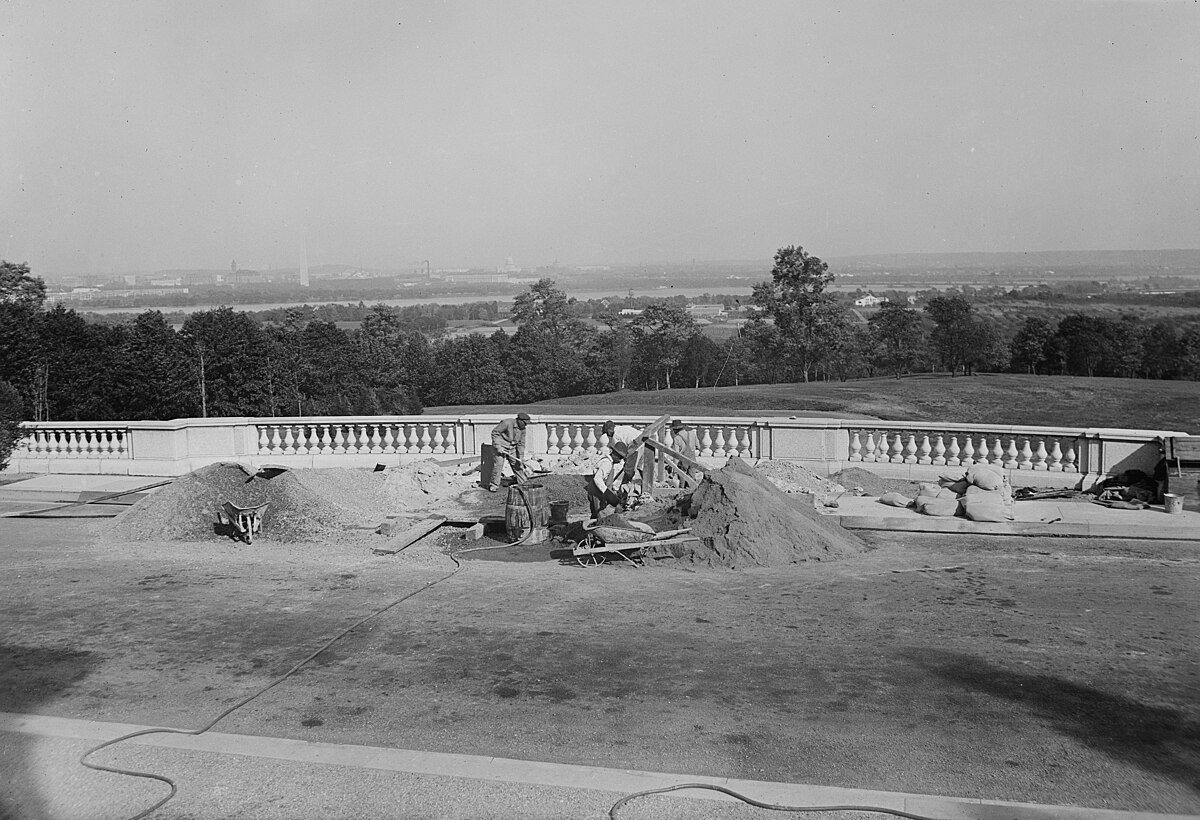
[3,713,1193,820]
[5,472,1199,541]
[827,495,1200,541]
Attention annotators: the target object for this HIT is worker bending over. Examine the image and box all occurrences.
[488,412,530,492]
[602,419,643,484]
[588,441,629,519]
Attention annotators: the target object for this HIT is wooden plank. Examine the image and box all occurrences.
[1169,437,1200,462]
[373,515,447,555]
[644,438,708,475]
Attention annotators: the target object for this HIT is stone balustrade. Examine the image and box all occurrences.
[19,424,131,460]
[6,414,1182,488]
[847,427,1080,473]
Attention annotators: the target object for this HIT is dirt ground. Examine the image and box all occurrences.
[1,508,1198,816]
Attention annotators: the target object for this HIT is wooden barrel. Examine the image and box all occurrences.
[506,484,550,543]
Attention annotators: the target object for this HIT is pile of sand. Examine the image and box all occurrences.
[645,458,865,569]
[107,460,473,543]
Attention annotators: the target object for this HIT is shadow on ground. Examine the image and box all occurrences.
[0,643,100,820]
[908,649,1200,792]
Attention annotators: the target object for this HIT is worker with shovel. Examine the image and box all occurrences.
[587,441,630,519]
[487,412,531,492]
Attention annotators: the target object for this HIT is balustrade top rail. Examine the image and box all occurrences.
[10,414,1184,481]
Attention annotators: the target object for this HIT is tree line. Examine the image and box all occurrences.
[5,250,1200,426]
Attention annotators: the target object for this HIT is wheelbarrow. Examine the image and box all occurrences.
[218,501,269,544]
[571,520,692,568]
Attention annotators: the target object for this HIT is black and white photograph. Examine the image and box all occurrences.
[1,2,1198,819]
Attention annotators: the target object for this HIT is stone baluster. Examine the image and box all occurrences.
[1032,439,1048,470]
[1017,438,1033,470]
[849,431,862,461]
[368,425,382,453]
[930,435,946,466]
[889,433,904,463]
[445,424,458,454]
[583,426,597,454]
[332,426,347,454]
[282,426,297,455]
[257,427,270,454]
[382,425,396,453]
[917,434,932,465]
[569,425,583,454]
[737,428,752,457]
[417,425,431,453]
[65,430,78,456]
[713,428,726,457]
[318,424,332,454]
[1062,441,1078,473]
[861,432,876,462]
[960,436,975,465]
[1003,437,1019,469]
[1046,439,1062,471]
[902,434,917,464]
[267,426,282,455]
[302,426,316,454]
[943,434,959,467]
[432,426,446,453]
[990,437,1004,465]
[700,428,713,457]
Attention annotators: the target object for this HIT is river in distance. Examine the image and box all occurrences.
[81,286,756,315]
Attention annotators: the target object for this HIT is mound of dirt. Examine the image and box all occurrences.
[106,460,477,543]
[107,463,356,542]
[646,458,865,568]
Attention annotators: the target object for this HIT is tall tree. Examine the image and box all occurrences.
[924,295,975,375]
[180,307,272,417]
[868,303,925,379]
[0,261,46,417]
[0,261,46,309]
[629,302,698,389]
[752,245,838,382]
[1010,317,1055,375]
[110,311,195,419]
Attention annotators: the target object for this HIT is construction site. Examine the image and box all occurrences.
[1,414,1198,820]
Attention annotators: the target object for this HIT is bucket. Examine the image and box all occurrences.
[1163,493,1183,514]
[549,500,569,524]
[506,484,550,543]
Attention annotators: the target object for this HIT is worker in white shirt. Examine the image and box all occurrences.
[588,441,629,519]
[602,420,643,485]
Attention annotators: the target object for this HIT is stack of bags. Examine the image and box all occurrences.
[878,464,1014,521]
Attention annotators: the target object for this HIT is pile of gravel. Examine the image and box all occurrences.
[645,458,865,569]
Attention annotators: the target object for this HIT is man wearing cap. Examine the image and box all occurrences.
[588,441,629,518]
[487,412,531,492]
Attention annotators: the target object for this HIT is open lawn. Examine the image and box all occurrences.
[431,373,1200,433]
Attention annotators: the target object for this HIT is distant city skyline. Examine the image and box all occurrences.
[4,1,1198,276]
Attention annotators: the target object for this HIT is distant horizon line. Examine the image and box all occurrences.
[23,247,1200,279]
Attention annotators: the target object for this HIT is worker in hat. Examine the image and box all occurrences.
[588,440,629,518]
[487,412,531,492]
[670,419,703,483]
[602,419,644,485]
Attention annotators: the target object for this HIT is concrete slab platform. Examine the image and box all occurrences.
[829,495,1200,541]
[0,475,167,504]
[4,713,1192,820]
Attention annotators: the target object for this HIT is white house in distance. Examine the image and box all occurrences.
[853,294,889,307]
[687,304,726,319]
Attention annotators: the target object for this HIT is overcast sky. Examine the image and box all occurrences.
[2,1,1198,275]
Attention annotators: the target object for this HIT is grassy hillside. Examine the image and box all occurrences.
[429,373,1200,433]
